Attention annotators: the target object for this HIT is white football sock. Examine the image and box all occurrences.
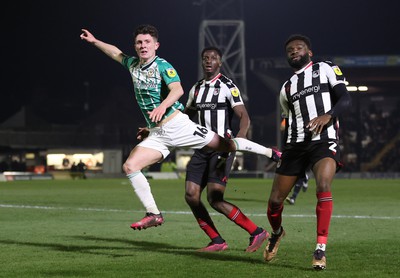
[232,138,273,158]
[316,243,326,251]
[127,171,160,214]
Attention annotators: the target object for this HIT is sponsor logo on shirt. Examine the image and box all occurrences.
[135,79,157,89]
[166,68,177,78]
[292,85,320,100]
[196,103,217,110]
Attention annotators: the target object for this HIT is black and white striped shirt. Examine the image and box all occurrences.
[280,61,346,143]
[186,73,244,138]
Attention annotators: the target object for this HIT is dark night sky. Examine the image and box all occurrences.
[2,0,399,125]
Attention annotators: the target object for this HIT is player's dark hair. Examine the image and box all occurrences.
[285,34,312,49]
[134,24,159,41]
[201,46,223,58]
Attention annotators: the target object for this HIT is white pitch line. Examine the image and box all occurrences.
[1,204,399,220]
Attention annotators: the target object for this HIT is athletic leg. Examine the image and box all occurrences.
[185,180,225,245]
[123,146,165,230]
[205,134,280,161]
[207,182,268,252]
[311,157,336,270]
[264,174,297,261]
[312,158,336,247]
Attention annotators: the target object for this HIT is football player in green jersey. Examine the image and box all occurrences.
[81,25,281,231]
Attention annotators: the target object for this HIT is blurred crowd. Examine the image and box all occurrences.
[340,101,400,172]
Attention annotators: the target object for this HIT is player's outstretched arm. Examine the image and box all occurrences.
[80,29,125,64]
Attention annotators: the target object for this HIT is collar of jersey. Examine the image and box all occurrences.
[295,61,313,74]
[205,73,222,84]
[140,56,158,70]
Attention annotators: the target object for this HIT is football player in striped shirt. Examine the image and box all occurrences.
[184,47,278,252]
[263,34,352,270]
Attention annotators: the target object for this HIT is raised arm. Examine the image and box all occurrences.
[80,29,125,64]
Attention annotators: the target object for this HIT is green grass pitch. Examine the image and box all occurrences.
[0,178,399,277]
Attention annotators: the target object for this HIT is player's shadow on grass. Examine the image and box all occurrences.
[72,235,313,271]
[0,237,309,270]
[71,235,265,264]
[0,239,132,258]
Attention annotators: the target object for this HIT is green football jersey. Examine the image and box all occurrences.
[122,55,184,128]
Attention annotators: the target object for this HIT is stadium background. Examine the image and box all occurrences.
[1,0,399,179]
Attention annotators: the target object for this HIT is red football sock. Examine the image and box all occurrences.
[267,201,284,232]
[316,192,333,244]
[197,218,220,240]
[228,206,258,234]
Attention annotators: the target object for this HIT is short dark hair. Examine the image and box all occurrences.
[285,34,312,49]
[201,46,223,58]
[134,24,159,41]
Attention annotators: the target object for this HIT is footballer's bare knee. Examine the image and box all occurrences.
[122,160,142,174]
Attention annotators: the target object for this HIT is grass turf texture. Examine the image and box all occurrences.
[0,178,399,277]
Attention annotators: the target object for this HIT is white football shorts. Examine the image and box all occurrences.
[138,111,216,159]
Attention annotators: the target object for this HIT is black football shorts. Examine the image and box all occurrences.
[276,141,342,176]
[186,149,235,187]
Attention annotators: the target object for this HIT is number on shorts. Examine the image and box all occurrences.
[193,126,208,139]
[328,141,337,154]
